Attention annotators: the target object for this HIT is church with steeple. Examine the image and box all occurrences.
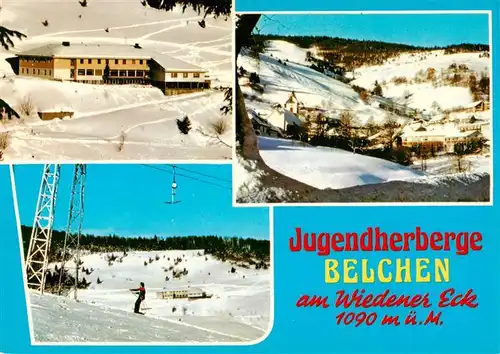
[284,91,302,114]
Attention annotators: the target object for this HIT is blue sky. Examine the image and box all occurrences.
[12,164,269,240]
[256,14,489,47]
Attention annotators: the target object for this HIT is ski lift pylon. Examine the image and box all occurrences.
[165,165,181,204]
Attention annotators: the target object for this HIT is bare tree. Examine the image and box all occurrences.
[17,95,35,116]
[197,116,231,148]
[364,116,381,137]
[413,144,429,172]
[118,131,126,152]
[382,114,399,149]
[313,112,328,138]
[430,101,441,114]
[454,142,467,173]
[338,111,359,153]
[0,132,9,160]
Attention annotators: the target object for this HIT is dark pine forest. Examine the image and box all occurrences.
[21,225,270,263]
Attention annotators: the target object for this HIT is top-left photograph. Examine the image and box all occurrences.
[0,0,233,162]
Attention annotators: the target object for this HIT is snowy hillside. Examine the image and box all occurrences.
[350,50,491,111]
[239,40,490,120]
[0,1,232,160]
[28,250,271,343]
[239,41,396,125]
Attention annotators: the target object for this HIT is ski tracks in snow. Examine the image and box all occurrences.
[28,17,203,39]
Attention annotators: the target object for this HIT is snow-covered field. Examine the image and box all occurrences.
[350,50,491,111]
[411,154,491,175]
[256,136,423,190]
[0,0,232,160]
[28,250,271,343]
[234,137,490,203]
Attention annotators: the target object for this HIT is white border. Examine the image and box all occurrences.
[10,164,37,345]
[11,165,274,346]
[232,10,494,208]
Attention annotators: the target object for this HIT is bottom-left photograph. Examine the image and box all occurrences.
[11,163,272,344]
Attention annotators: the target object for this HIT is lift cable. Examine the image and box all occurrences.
[140,164,231,190]
[163,164,232,183]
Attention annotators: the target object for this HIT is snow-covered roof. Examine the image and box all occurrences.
[299,106,326,113]
[455,130,483,138]
[463,100,485,109]
[248,110,271,128]
[367,131,383,141]
[18,43,152,59]
[187,287,204,293]
[18,43,206,72]
[402,130,447,138]
[449,100,485,111]
[160,286,205,293]
[402,123,483,139]
[429,114,445,122]
[152,55,206,72]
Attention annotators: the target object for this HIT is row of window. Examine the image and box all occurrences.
[73,58,146,65]
[403,137,443,142]
[21,68,52,76]
[170,72,200,78]
[404,136,473,142]
[75,69,147,77]
[21,66,203,81]
[165,82,208,89]
[75,79,148,84]
[445,137,471,142]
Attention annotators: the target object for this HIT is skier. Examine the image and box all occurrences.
[130,282,146,314]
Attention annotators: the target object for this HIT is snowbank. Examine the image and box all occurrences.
[258,136,424,190]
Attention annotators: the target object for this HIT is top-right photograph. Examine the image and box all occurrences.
[234,12,492,205]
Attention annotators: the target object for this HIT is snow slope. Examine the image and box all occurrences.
[351,50,490,111]
[29,250,271,343]
[240,40,489,120]
[0,76,166,113]
[352,51,490,87]
[1,91,231,160]
[255,136,424,190]
[0,1,232,160]
[238,41,399,125]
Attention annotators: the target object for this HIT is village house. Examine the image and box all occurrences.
[248,109,282,138]
[373,96,419,118]
[265,106,303,133]
[156,287,212,300]
[149,55,211,95]
[16,42,210,95]
[282,91,326,118]
[400,121,484,153]
[443,130,483,152]
[446,113,490,134]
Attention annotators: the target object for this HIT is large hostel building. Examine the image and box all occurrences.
[16,42,211,95]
